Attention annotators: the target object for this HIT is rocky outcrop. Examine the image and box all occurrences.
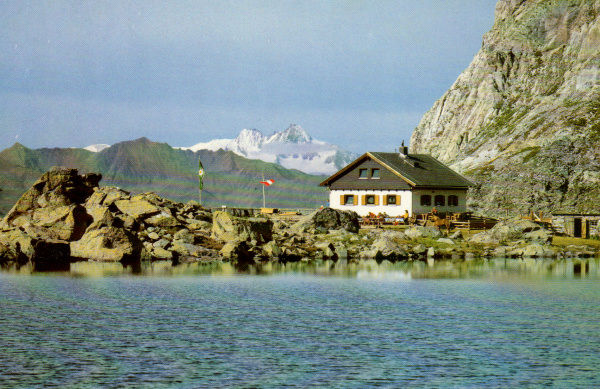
[212,211,273,244]
[469,218,553,245]
[292,208,360,234]
[410,0,600,215]
[3,169,597,269]
[0,169,221,269]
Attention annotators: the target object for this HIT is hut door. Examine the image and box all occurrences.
[582,219,589,239]
[574,218,582,238]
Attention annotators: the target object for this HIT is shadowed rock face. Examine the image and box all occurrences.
[410,0,600,216]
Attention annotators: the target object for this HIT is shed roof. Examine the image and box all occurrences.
[319,152,474,188]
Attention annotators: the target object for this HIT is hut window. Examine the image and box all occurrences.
[420,195,431,206]
[366,195,375,205]
[359,169,368,179]
[371,169,380,179]
[344,195,355,205]
[448,195,459,207]
[386,195,398,205]
[434,195,445,206]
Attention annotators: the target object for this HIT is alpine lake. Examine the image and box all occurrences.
[2,258,600,388]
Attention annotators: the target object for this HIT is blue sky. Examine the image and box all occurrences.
[0,1,497,154]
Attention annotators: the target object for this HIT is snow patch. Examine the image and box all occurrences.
[83,144,110,152]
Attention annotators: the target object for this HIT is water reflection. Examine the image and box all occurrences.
[3,257,600,279]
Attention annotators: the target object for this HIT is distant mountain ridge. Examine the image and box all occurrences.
[178,124,358,175]
[0,138,327,216]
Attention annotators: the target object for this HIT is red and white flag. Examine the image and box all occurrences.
[260,179,275,186]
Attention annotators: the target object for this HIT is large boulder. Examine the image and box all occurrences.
[212,211,273,244]
[114,199,161,219]
[1,168,100,229]
[404,226,443,240]
[0,229,36,264]
[292,208,360,234]
[219,240,253,262]
[469,218,553,245]
[70,226,142,263]
[372,236,408,260]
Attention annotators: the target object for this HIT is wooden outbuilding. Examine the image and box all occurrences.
[552,214,600,238]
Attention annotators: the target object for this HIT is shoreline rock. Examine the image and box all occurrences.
[0,169,598,271]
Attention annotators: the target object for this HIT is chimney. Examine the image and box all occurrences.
[399,141,408,157]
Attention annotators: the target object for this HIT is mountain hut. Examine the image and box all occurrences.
[319,146,474,217]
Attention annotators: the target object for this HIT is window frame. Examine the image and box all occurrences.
[386,195,398,205]
[358,168,368,179]
[344,194,355,205]
[366,194,376,205]
[420,194,432,207]
[448,195,459,207]
[371,168,380,179]
[434,195,445,207]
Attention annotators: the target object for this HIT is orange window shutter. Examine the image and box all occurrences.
[374,195,380,206]
[340,195,345,205]
[383,195,388,205]
[353,195,358,205]
[397,195,400,205]
[361,195,366,205]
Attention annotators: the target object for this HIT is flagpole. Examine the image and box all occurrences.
[198,156,204,207]
[262,173,266,208]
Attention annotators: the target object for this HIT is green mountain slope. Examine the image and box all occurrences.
[0,138,328,216]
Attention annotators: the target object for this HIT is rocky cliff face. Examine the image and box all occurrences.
[411,0,600,215]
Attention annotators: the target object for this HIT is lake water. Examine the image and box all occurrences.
[1,259,600,388]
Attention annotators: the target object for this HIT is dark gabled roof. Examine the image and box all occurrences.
[319,152,474,188]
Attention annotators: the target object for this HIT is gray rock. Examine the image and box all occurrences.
[468,218,553,245]
[379,230,408,240]
[316,242,336,258]
[450,231,463,240]
[412,244,428,256]
[147,232,160,240]
[220,240,253,262]
[212,211,273,244]
[437,238,455,245]
[372,237,407,259]
[334,244,348,259]
[70,226,142,263]
[171,242,208,258]
[173,229,194,244]
[114,199,160,219]
[292,208,360,234]
[404,226,442,239]
[153,238,170,249]
[152,247,174,260]
[262,241,282,257]
[523,243,555,258]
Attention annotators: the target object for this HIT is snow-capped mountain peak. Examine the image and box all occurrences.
[267,124,312,144]
[178,125,357,175]
[228,128,266,156]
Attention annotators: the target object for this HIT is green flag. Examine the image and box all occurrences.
[198,158,205,190]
